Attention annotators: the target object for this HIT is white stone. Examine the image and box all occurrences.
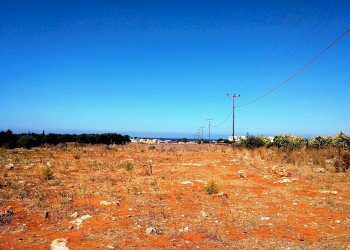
[273,177,298,184]
[145,227,157,235]
[5,164,14,170]
[50,238,70,250]
[69,215,92,229]
[201,211,208,218]
[320,190,337,195]
[181,181,193,185]
[261,217,271,221]
[70,212,78,219]
[237,170,246,178]
[315,167,326,173]
[100,201,112,205]
[195,179,207,184]
[179,227,189,233]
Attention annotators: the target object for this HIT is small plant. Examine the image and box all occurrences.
[334,153,350,172]
[59,190,74,204]
[0,207,14,226]
[121,161,134,171]
[58,145,68,152]
[144,160,153,175]
[205,180,219,195]
[42,167,54,180]
[17,188,28,200]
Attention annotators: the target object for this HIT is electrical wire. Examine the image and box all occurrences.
[241,19,332,93]
[235,0,317,92]
[212,111,232,127]
[236,26,350,108]
[210,26,350,127]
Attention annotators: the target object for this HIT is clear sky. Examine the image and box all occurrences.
[1,0,349,139]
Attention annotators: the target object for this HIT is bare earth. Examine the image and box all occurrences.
[1,144,350,249]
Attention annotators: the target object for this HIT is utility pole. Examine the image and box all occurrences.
[227,93,240,146]
[206,119,213,143]
[199,127,204,141]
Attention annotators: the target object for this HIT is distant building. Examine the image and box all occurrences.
[228,135,246,142]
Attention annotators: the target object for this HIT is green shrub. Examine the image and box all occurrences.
[205,180,219,195]
[237,136,270,148]
[17,135,40,149]
[121,161,134,171]
[42,167,54,180]
[332,132,350,148]
[272,135,307,149]
[309,136,333,149]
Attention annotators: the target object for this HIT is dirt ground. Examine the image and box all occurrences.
[0,144,350,249]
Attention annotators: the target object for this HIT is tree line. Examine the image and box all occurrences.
[235,132,350,149]
[0,130,130,149]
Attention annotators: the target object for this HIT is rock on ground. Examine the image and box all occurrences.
[70,215,92,229]
[50,238,70,250]
[145,227,157,235]
[100,201,112,205]
[237,170,247,178]
[5,163,14,170]
[181,181,193,185]
[70,212,78,219]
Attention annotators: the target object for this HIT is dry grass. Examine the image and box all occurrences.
[0,144,349,249]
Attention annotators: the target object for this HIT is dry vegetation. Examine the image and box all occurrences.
[0,144,350,249]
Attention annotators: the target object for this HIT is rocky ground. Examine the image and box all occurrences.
[0,144,349,249]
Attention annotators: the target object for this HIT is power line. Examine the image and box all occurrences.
[212,21,316,121]
[240,19,332,93]
[209,26,350,128]
[212,111,232,127]
[236,1,319,92]
[236,26,350,108]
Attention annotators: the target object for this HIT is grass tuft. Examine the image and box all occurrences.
[205,179,219,195]
[121,161,134,171]
[42,167,54,180]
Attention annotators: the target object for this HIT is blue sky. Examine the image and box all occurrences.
[1,0,349,138]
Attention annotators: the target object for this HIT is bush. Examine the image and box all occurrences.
[237,136,270,148]
[334,153,350,172]
[309,136,332,149]
[177,138,188,143]
[149,145,156,150]
[205,180,219,195]
[217,138,229,144]
[0,130,17,149]
[42,167,54,180]
[332,132,350,148]
[0,130,131,149]
[272,135,307,149]
[121,161,134,171]
[17,135,40,149]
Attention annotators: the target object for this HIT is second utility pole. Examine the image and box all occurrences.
[200,127,204,141]
[227,93,240,146]
[206,118,213,143]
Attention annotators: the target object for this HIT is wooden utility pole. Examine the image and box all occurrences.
[227,94,240,146]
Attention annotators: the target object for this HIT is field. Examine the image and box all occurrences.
[1,144,350,249]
